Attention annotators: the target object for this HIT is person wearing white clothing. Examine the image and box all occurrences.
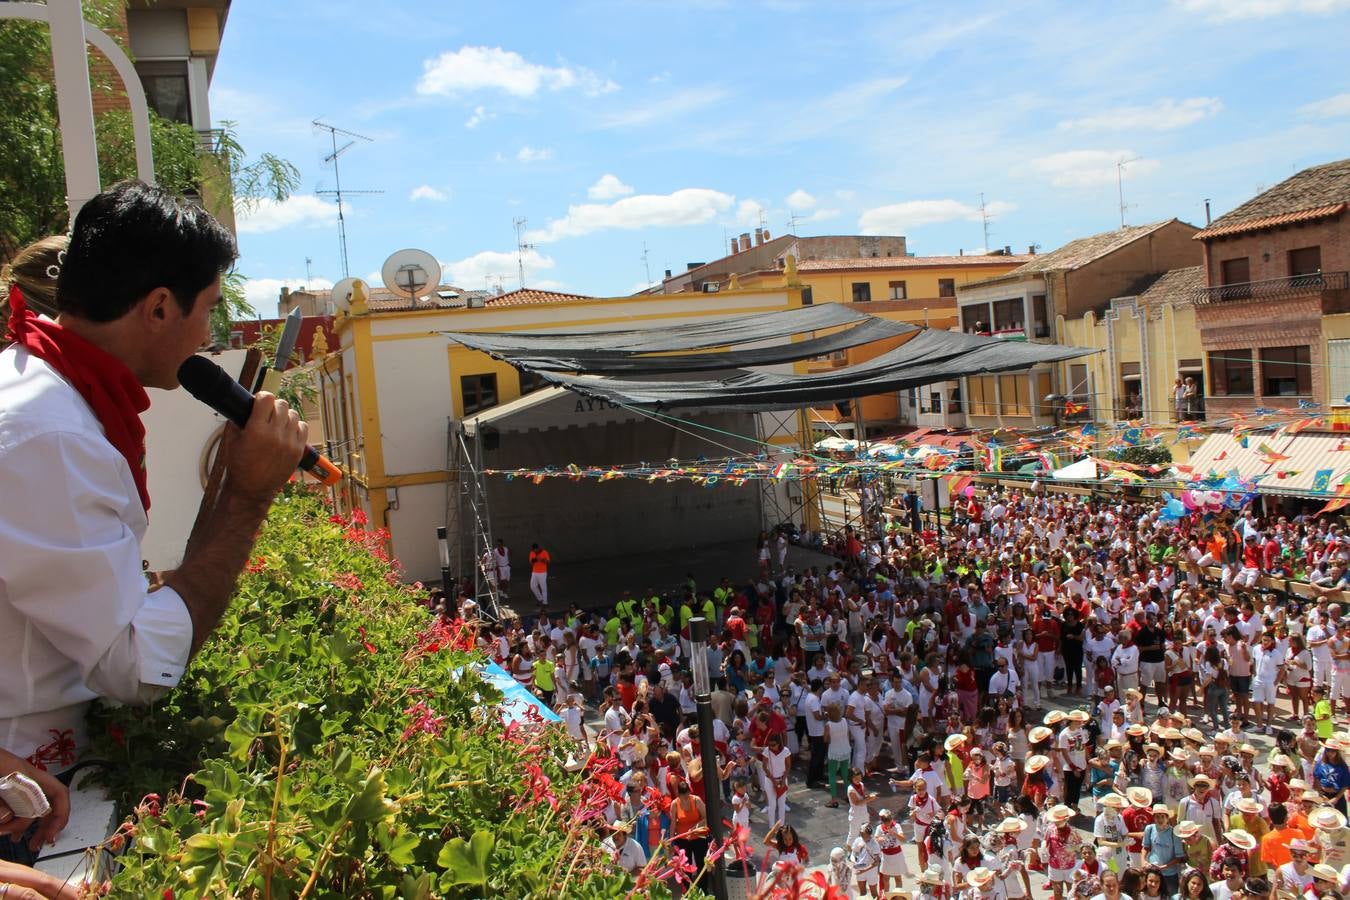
[1251,632,1287,733]
[0,183,310,866]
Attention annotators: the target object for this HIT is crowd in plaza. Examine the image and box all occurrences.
[432,480,1350,899]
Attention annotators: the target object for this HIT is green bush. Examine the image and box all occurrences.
[86,486,664,898]
[1102,444,1173,470]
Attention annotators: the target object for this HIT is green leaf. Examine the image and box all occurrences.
[346,767,389,823]
[437,830,494,887]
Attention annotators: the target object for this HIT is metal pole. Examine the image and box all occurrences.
[436,525,452,594]
[47,0,101,221]
[687,617,727,900]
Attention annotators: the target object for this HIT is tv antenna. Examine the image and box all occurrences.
[484,272,509,296]
[512,217,534,289]
[641,241,652,287]
[786,212,805,235]
[304,256,313,291]
[979,193,993,252]
[313,120,383,277]
[1117,156,1141,227]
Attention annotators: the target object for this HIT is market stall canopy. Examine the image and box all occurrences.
[531,328,1099,411]
[1052,458,1098,480]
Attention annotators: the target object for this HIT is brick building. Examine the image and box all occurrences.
[1192,158,1350,417]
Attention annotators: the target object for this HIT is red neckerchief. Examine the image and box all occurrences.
[5,286,150,511]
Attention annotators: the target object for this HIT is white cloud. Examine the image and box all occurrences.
[416,46,618,98]
[834,189,857,202]
[464,105,493,128]
[441,248,557,289]
[595,86,727,129]
[735,199,768,228]
[517,145,554,163]
[1058,97,1222,132]
[858,199,1016,235]
[409,185,448,202]
[1301,92,1350,117]
[242,276,335,310]
[803,208,841,223]
[588,174,634,200]
[236,195,338,234]
[786,189,817,210]
[1172,0,1350,18]
[527,188,735,243]
[1028,150,1160,188]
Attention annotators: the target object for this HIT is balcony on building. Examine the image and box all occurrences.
[1196,269,1350,307]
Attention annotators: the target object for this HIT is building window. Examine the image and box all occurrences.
[1329,340,1350,405]
[929,390,942,413]
[999,374,1030,416]
[801,286,813,306]
[888,280,907,300]
[1032,294,1049,338]
[1289,246,1322,277]
[938,279,956,298]
[1260,346,1311,396]
[949,385,963,414]
[461,373,499,415]
[135,60,192,125]
[967,376,997,416]
[519,370,548,396]
[1209,349,1253,396]
[851,282,871,302]
[962,303,991,334]
[993,298,1023,335]
[1220,257,1250,286]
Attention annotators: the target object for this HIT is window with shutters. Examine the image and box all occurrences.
[938,279,956,298]
[888,280,907,300]
[1260,346,1311,396]
[1209,350,1253,396]
[461,374,499,415]
[852,282,871,302]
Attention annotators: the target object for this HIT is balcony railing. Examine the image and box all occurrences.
[1196,270,1349,304]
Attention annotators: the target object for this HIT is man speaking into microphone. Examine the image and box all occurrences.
[0,181,310,864]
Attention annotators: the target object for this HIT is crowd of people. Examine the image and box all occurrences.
[435,482,1350,899]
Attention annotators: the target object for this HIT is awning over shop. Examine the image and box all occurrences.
[1184,431,1350,496]
[537,328,1097,411]
[1052,458,1098,480]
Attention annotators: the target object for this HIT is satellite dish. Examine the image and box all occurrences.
[381,248,440,299]
[330,277,365,314]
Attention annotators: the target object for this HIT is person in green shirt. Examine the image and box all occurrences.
[614,591,636,624]
[1314,685,1335,739]
[604,614,623,644]
[679,597,695,632]
[533,654,556,707]
[701,593,718,626]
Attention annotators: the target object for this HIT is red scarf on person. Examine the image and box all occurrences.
[5,285,151,511]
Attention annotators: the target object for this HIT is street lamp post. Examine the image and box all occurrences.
[436,526,452,595]
[687,617,728,900]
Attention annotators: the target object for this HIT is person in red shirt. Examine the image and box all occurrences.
[748,699,787,750]
[725,607,749,654]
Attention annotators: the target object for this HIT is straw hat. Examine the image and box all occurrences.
[1105,739,1125,751]
[1026,754,1050,773]
[969,867,996,888]
[1144,742,1163,755]
[1272,753,1294,768]
[1045,710,1067,726]
[1234,798,1264,816]
[1150,804,1172,818]
[1311,807,1348,831]
[1163,727,1185,741]
[1124,687,1143,699]
[1169,748,1192,762]
[1028,726,1053,744]
[1067,710,1090,724]
[1224,829,1258,851]
[1301,789,1322,803]
[1198,745,1216,757]
[1291,778,1309,791]
[610,819,634,834]
[1313,863,1341,883]
[1126,723,1148,738]
[1175,821,1201,839]
[1099,793,1126,809]
[1189,774,1214,789]
[969,746,985,757]
[1047,804,1074,823]
[996,817,1028,834]
[1182,727,1205,743]
[1126,787,1154,808]
[1238,743,1258,756]
[918,866,945,885]
[945,734,967,752]
[1326,736,1349,752]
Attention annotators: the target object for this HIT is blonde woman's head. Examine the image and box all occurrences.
[2,235,67,323]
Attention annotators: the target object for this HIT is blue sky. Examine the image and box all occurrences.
[213,0,1350,312]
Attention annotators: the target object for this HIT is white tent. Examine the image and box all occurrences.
[1052,458,1097,480]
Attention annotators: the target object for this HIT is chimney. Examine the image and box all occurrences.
[664,268,672,279]
[740,232,752,252]
[762,227,771,242]
[1005,245,1011,255]
[959,249,964,256]
[754,227,763,246]
[1028,245,1036,255]
[730,237,740,255]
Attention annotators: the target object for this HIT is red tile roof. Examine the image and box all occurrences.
[1194,202,1347,240]
[484,288,597,307]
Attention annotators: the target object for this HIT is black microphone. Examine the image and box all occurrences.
[178,355,343,486]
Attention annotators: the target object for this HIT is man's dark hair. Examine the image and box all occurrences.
[1269,803,1287,826]
[57,180,236,322]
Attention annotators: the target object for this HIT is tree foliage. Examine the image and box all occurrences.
[0,5,299,323]
[1103,443,1173,469]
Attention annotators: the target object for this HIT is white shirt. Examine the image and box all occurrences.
[0,348,193,759]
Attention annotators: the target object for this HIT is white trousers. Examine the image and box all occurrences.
[530,571,548,605]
